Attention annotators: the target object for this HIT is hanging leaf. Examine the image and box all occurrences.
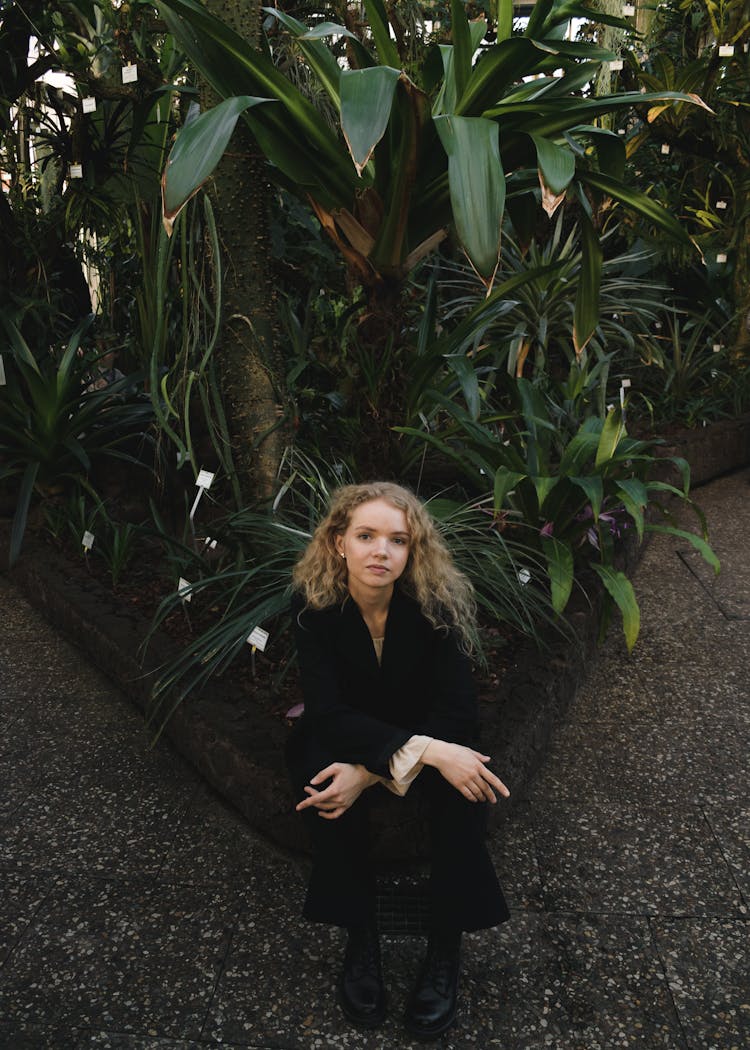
[451,0,472,101]
[530,133,575,194]
[435,115,505,282]
[340,66,401,177]
[162,95,269,234]
[541,536,574,614]
[573,211,602,356]
[592,564,641,651]
[595,407,625,468]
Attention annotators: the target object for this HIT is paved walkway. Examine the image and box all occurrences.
[0,469,748,1049]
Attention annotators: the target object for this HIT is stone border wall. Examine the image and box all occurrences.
[2,415,749,858]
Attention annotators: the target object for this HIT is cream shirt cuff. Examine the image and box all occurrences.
[380,735,434,797]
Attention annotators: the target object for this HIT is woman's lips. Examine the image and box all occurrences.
[367,565,388,574]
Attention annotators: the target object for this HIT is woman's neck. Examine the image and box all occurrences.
[348,582,393,637]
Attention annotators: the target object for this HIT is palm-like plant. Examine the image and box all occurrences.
[158,0,706,352]
[0,315,154,566]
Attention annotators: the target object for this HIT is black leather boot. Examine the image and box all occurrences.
[404,929,461,1041]
[338,923,386,1027]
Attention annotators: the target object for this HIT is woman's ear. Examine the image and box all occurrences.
[334,534,345,558]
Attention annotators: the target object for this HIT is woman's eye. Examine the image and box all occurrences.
[393,537,407,545]
[357,532,371,540]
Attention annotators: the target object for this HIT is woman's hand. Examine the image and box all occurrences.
[295,762,379,820]
[422,740,510,804]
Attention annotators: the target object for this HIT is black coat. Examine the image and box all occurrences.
[289,586,479,781]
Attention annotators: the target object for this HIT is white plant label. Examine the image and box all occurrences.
[517,569,531,586]
[0,356,5,386]
[204,536,218,550]
[622,4,635,14]
[719,45,733,57]
[177,577,192,602]
[618,128,626,135]
[661,144,671,155]
[122,63,138,83]
[621,378,632,389]
[716,200,727,210]
[196,469,215,489]
[70,164,83,178]
[82,530,95,551]
[247,626,269,652]
[82,97,97,113]
[716,253,727,264]
[609,60,624,71]
[713,344,723,353]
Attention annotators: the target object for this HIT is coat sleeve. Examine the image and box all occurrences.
[413,627,479,746]
[293,599,412,778]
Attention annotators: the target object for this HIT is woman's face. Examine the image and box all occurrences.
[334,498,411,601]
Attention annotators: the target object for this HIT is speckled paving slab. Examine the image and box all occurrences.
[542,913,687,1049]
[203,902,570,1049]
[0,765,196,876]
[0,875,241,1040]
[652,917,750,1049]
[0,870,58,967]
[532,801,745,917]
[488,802,545,912]
[587,719,750,806]
[158,782,292,887]
[0,1023,226,1047]
[702,804,750,903]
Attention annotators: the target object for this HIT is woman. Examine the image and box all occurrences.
[287,482,510,1040]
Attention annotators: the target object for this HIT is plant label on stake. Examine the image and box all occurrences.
[204,536,218,550]
[70,164,83,178]
[620,377,631,420]
[622,4,635,15]
[719,45,733,57]
[716,253,727,264]
[661,144,670,155]
[608,60,623,71]
[189,469,215,534]
[121,63,138,83]
[247,626,269,678]
[82,530,95,552]
[177,577,192,602]
[82,97,96,113]
[716,200,727,210]
[713,344,723,353]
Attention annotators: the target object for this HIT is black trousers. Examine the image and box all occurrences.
[288,739,510,932]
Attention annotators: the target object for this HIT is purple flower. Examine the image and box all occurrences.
[540,521,554,538]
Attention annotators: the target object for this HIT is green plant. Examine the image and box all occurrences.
[0,315,154,566]
[141,452,562,741]
[158,0,703,364]
[624,306,744,427]
[399,377,719,649]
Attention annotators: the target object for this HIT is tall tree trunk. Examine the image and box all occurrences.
[202,0,285,503]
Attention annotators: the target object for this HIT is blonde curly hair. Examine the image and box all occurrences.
[292,482,476,652]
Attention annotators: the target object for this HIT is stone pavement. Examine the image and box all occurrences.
[0,468,748,1050]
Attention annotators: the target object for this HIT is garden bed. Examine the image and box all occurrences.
[2,414,749,859]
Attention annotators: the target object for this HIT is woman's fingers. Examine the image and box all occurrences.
[309,763,340,785]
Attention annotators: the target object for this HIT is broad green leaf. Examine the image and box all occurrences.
[573,124,625,181]
[530,133,575,194]
[570,475,603,520]
[573,211,602,355]
[264,9,346,106]
[541,536,574,614]
[457,37,540,116]
[580,169,692,245]
[446,353,481,419]
[451,0,472,101]
[340,67,401,176]
[616,478,648,541]
[595,407,624,468]
[533,475,560,509]
[557,428,599,475]
[530,38,615,61]
[497,0,513,42]
[363,0,400,66]
[591,564,641,651]
[494,467,526,509]
[646,526,720,574]
[162,95,269,232]
[435,115,504,280]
